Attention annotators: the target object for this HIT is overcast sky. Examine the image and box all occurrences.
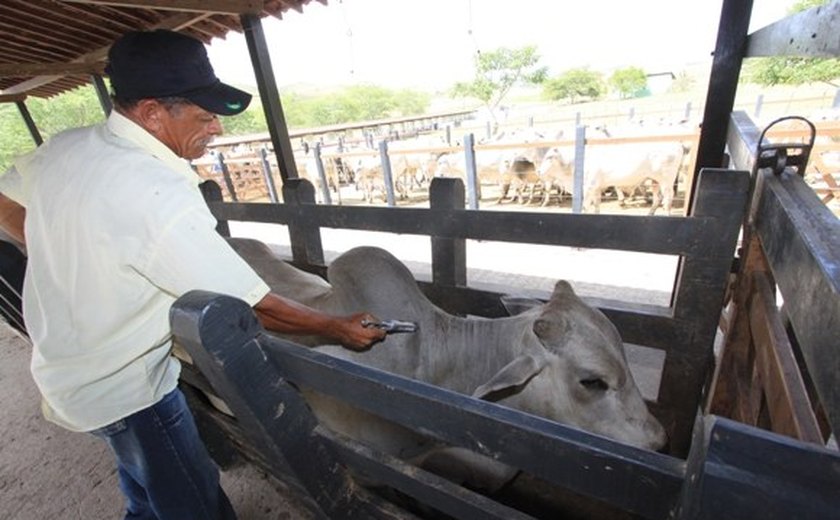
[206,0,795,91]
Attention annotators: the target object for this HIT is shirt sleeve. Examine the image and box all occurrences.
[141,204,270,306]
[0,165,25,206]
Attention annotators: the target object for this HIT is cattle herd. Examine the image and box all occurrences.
[291,121,693,214]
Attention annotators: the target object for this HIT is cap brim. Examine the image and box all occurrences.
[185,81,252,116]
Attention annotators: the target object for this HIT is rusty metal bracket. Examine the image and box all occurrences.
[752,116,816,178]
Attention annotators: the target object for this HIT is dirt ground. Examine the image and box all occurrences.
[0,323,313,520]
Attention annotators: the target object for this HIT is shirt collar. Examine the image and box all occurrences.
[106,110,199,185]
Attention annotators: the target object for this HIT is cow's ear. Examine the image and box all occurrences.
[532,280,578,340]
[533,316,570,342]
[472,354,547,401]
[500,295,543,316]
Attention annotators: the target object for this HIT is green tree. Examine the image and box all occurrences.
[281,85,430,128]
[743,0,840,87]
[450,46,548,122]
[543,68,605,104]
[0,86,107,171]
[609,67,648,99]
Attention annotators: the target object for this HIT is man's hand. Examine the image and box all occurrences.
[335,312,387,351]
[253,293,385,351]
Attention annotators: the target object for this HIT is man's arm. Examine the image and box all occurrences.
[0,194,25,246]
[253,292,385,351]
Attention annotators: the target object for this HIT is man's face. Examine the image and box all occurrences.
[156,102,223,160]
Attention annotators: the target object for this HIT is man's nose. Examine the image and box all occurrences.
[210,118,224,135]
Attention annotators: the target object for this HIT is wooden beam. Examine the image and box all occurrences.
[0,11,211,96]
[0,61,105,79]
[0,94,27,103]
[57,0,264,15]
[747,0,840,58]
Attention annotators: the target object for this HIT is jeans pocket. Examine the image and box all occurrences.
[90,419,127,438]
[154,389,187,429]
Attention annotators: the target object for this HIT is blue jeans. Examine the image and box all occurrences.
[91,388,237,520]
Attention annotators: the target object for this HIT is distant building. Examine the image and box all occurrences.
[646,72,676,95]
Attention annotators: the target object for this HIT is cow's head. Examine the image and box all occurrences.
[472,281,667,451]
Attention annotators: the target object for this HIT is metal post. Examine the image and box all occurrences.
[684,101,692,121]
[485,121,492,140]
[754,94,764,119]
[628,107,635,120]
[258,148,280,203]
[833,88,840,108]
[15,100,42,146]
[313,143,332,205]
[573,125,586,214]
[463,133,479,210]
[378,140,396,207]
[445,124,452,146]
[216,152,238,202]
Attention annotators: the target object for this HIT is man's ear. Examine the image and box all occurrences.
[130,99,165,134]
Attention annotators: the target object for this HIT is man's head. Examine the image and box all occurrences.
[106,30,252,159]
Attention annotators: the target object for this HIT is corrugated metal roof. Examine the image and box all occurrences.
[0,0,321,100]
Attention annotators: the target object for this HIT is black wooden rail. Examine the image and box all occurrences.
[170,290,840,520]
[203,168,748,457]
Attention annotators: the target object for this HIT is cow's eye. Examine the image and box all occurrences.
[580,378,609,391]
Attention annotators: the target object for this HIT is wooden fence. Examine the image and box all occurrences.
[193,122,840,217]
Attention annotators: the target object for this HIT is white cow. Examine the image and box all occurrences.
[226,237,667,490]
[435,128,553,204]
[538,140,687,214]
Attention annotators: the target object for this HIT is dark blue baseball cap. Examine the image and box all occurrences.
[106,29,252,116]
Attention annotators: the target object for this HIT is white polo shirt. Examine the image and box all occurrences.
[0,111,270,432]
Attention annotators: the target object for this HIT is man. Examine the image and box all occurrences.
[0,29,385,519]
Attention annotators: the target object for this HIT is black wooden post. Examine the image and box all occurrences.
[282,179,325,265]
[572,125,586,213]
[429,178,466,287]
[690,0,754,210]
[240,13,299,182]
[199,180,231,237]
[378,140,396,207]
[313,143,332,205]
[663,168,750,456]
[215,152,237,202]
[90,74,112,116]
[258,147,280,203]
[463,133,480,210]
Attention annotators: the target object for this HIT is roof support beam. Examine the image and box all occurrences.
[0,62,105,79]
[57,0,264,15]
[0,11,211,96]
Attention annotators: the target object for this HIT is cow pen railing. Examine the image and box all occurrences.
[196,155,745,458]
[178,113,840,520]
[193,122,840,216]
